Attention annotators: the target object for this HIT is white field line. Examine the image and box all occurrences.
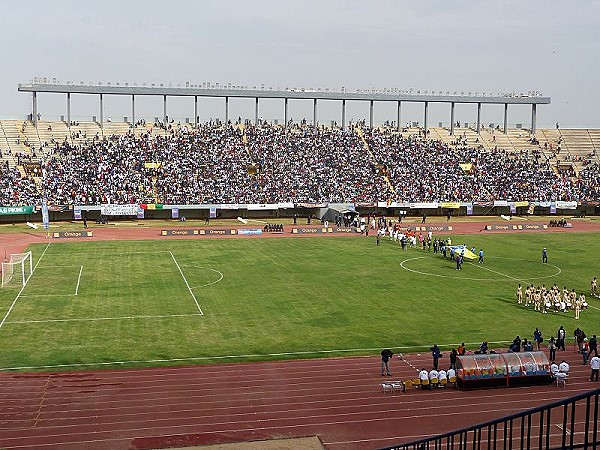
[0,242,51,330]
[170,251,203,315]
[7,313,203,325]
[466,261,522,282]
[74,265,83,296]
[0,339,517,371]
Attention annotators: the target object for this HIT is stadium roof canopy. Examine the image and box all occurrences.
[18,81,550,134]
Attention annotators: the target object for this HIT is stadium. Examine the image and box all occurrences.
[1,3,600,450]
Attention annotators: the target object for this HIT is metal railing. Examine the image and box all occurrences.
[382,387,600,450]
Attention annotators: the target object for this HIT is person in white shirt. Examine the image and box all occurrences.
[559,360,570,374]
[419,368,429,389]
[590,356,600,382]
[447,368,456,380]
[438,369,447,384]
[550,362,559,375]
[429,368,439,381]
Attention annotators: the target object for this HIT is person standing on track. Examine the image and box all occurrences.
[548,337,557,362]
[557,326,566,351]
[590,355,600,382]
[430,344,441,370]
[380,349,393,376]
[534,327,543,350]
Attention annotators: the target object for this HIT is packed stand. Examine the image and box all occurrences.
[1,123,600,206]
[363,128,594,203]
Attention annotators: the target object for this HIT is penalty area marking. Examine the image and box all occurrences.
[170,251,203,315]
[75,265,83,295]
[400,256,561,282]
[20,264,84,297]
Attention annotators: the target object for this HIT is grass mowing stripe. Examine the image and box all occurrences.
[7,313,203,324]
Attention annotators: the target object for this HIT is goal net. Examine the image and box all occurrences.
[1,251,33,288]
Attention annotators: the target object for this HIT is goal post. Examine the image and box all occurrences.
[1,251,33,288]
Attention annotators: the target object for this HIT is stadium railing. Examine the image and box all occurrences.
[380,386,600,450]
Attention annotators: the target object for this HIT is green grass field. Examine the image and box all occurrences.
[0,232,598,371]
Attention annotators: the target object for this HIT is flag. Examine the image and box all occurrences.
[41,199,49,230]
[140,204,163,210]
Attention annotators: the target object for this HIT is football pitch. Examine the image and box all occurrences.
[0,233,598,371]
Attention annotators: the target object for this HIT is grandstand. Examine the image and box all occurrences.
[0,119,598,209]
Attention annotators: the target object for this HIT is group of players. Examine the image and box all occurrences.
[516,282,591,318]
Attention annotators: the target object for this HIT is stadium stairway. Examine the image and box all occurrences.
[1,120,33,160]
[357,127,397,198]
[558,129,597,171]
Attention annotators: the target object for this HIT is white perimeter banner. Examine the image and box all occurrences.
[493,200,509,207]
[247,203,279,210]
[556,201,578,210]
[409,202,439,209]
[100,204,139,216]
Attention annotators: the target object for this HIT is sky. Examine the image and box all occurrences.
[1,0,598,128]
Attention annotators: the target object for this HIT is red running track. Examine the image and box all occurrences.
[0,349,597,450]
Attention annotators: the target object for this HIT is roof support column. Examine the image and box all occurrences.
[163,95,167,124]
[32,91,38,127]
[531,104,537,136]
[450,102,455,135]
[255,97,259,125]
[424,101,429,134]
[99,94,103,131]
[369,100,374,128]
[476,102,481,133]
[397,101,402,131]
[503,103,508,134]
[225,96,229,124]
[66,93,71,127]
[313,99,317,127]
[341,99,346,129]
[194,96,198,125]
[284,98,288,127]
[131,94,135,125]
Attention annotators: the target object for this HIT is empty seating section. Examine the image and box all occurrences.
[0,120,598,206]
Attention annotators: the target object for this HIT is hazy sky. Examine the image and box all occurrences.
[1,1,598,127]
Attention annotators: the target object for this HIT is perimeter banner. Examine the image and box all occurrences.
[100,204,139,216]
[52,231,93,238]
[0,205,34,215]
[291,227,360,234]
[440,202,460,209]
[161,229,238,236]
[409,202,439,209]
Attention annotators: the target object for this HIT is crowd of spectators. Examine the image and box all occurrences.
[0,123,599,206]
[363,128,597,203]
